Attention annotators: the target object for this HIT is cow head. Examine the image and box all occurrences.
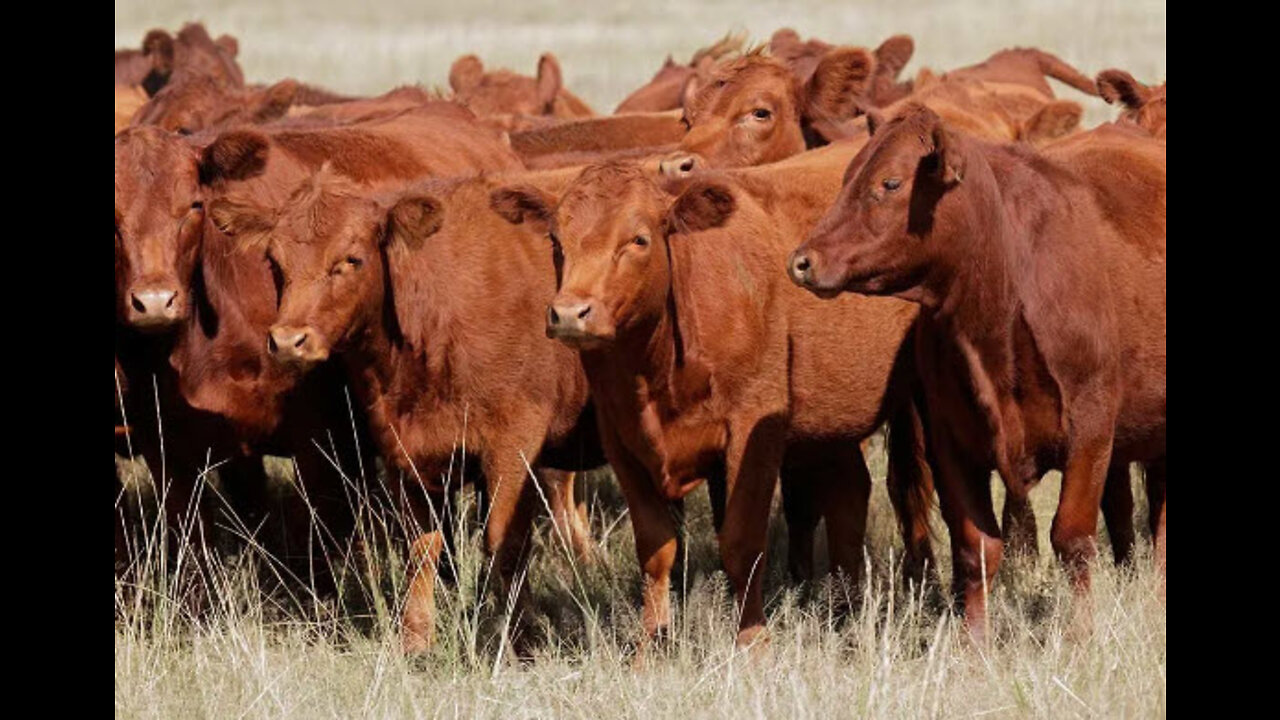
[659,47,875,178]
[208,167,418,368]
[115,126,205,330]
[614,32,744,113]
[493,163,733,350]
[1097,69,1166,139]
[789,104,974,302]
[448,52,592,119]
[133,76,299,135]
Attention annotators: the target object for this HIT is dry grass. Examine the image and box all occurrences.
[115,428,1165,718]
[114,3,1165,716]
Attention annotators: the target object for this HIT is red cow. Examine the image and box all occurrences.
[492,153,936,648]
[448,53,595,130]
[613,33,745,114]
[788,105,1166,635]
[206,163,602,654]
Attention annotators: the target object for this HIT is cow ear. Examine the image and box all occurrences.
[865,107,887,136]
[1096,69,1151,109]
[449,55,484,93]
[248,79,299,122]
[386,195,443,250]
[805,47,876,120]
[208,197,274,245]
[142,30,175,75]
[1019,100,1081,144]
[929,122,965,185]
[536,53,564,114]
[490,185,556,232]
[200,130,270,185]
[873,35,914,79]
[668,181,736,234]
[215,34,239,58]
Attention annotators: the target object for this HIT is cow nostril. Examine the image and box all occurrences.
[794,255,811,273]
[679,159,694,173]
[131,294,146,313]
[164,293,176,309]
[548,306,560,325]
[577,305,591,320]
[268,333,279,354]
[293,333,308,349]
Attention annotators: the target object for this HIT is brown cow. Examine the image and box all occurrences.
[659,43,1088,183]
[769,29,917,107]
[1096,69,1166,139]
[131,76,306,134]
[492,155,935,648]
[787,105,1166,636]
[116,23,244,98]
[658,46,878,175]
[613,33,745,114]
[206,163,602,654]
[448,53,595,128]
[116,108,522,580]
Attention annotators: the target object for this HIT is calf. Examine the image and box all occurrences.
[207,164,601,654]
[788,105,1166,635]
[494,157,934,648]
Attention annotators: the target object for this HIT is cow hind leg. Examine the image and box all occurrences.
[1101,461,1136,566]
[479,451,540,660]
[779,450,819,586]
[815,441,873,594]
[885,399,940,593]
[1001,488,1038,561]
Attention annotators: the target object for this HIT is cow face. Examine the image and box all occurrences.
[788,105,965,300]
[208,170,391,368]
[115,127,204,330]
[492,164,678,350]
[1097,70,1166,139]
[660,49,875,178]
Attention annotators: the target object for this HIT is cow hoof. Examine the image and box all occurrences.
[735,625,769,651]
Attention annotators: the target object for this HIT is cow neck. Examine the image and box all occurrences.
[339,293,453,463]
[924,155,1045,486]
[582,311,682,455]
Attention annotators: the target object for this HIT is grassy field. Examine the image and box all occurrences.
[115,2,1165,717]
[115,433,1165,718]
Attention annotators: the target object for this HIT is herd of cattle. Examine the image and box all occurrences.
[114,23,1166,654]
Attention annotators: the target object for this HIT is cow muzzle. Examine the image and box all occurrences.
[658,152,701,179]
[546,296,615,348]
[786,248,843,299]
[127,286,184,330]
[268,325,329,365]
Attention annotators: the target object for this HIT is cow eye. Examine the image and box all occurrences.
[633,235,649,248]
[679,115,691,131]
[177,127,193,136]
[346,256,363,268]
[882,178,902,191]
[751,108,772,120]
[190,201,204,210]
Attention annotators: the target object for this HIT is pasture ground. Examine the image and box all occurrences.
[114,2,1165,717]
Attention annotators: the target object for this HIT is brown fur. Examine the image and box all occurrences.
[448,52,595,125]
[1096,69,1165,139]
[210,165,600,654]
[789,106,1165,638]
[497,151,935,647]
[509,112,686,161]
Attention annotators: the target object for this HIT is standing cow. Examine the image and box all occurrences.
[787,105,1166,636]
